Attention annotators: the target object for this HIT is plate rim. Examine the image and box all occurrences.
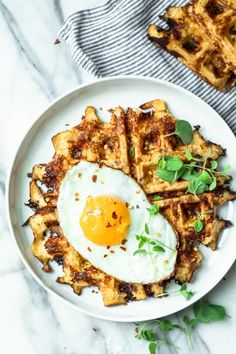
[6,75,236,322]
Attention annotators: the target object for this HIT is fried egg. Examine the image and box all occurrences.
[57,161,177,283]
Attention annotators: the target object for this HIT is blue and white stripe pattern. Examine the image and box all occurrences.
[60,0,236,134]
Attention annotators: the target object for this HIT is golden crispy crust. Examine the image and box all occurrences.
[193,0,236,70]
[148,2,236,91]
[26,100,235,306]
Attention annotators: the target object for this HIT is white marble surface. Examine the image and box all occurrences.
[1,1,236,353]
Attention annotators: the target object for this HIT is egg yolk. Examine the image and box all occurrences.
[80,196,130,246]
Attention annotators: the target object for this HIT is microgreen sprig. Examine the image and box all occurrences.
[164,120,193,145]
[182,300,227,349]
[152,195,163,201]
[135,320,179,354]
[157,283,194,300]
[133,205,175,256]
[157,150,231,196]
[133,235,166,256]
[193,210,213,233]
[135,299,228,354]
[179,283,194,300]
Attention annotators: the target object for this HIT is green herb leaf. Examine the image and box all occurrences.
[187,178,206,195]
[138,240,145,249]
[166,157,184,171]
[152,195,163,201]
[159,157,166,169]
[209,176,217,191]
[149,240,156,246]
[180,284,194,300]
[153,245,165,253]
[221,165,231,175]
[149,342,157,354]
[193,300,227,323]
[194,219,203,233]
[159,320,180,331]
[174,120,193,145]
[133,249,147,256]
[145,223,150,234]
[185,149,193,160]
[137,329,156,342]
[137,235,148,241]
[147,205,160,216]
[198,170,212,184]
[157,160,185,182]
[129,146,135,159]
[181,166,198,181]
[157,164,177,182]
[210,160,218,170]
[182,315,199,329]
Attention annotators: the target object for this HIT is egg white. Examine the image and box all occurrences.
[57,161,177,283]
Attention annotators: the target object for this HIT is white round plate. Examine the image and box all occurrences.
[6,76,236,322]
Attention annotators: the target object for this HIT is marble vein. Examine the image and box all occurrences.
[53,0,64,26]
[0,1,56,99]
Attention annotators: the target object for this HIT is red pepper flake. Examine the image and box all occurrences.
[112,211,117,219]
[121,239,127,245]
[92,175,97,183]
[106,222,112,228]
[98,162,104,168]
[110,250,115,254]
[120,246,126,251]
[106,246,110,249]
[88,247,92,252]
[54,38,61,45]
[119,216,122,224]
[125,202,129,208]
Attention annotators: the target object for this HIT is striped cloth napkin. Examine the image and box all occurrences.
[60,0,236,134]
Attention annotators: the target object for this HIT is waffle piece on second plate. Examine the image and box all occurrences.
[148,3,236,91]
[193,0,236,70]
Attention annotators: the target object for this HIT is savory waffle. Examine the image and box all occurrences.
[148,1,236,91]
[26,99,235,306]
[193,0,236,70]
